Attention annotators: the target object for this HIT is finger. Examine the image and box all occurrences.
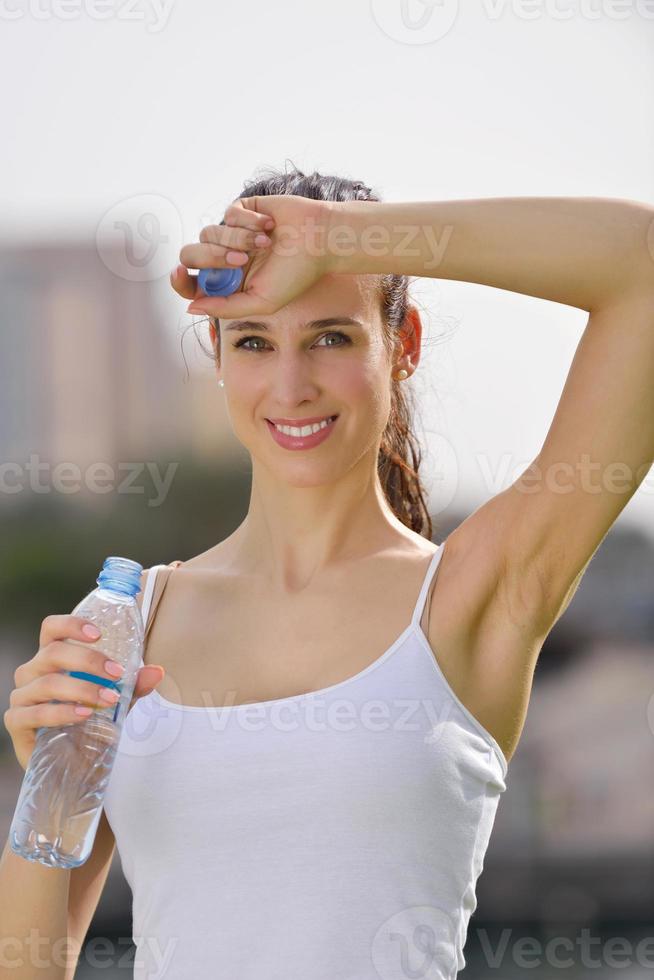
[198,224,272,252]
[134,665,165,697]
[10,672,119,710]
[31,639,124,685]
[128,665,165,712]
[187,286,277,320]
[170,264,198,301]
[6,702,96,735]
[38,614,102,650]
[224,199,275,232]
[178,242,252,272]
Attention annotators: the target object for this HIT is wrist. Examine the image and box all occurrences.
[323,200,381,276]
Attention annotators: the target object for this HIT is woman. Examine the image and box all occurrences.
[4,166,653,978]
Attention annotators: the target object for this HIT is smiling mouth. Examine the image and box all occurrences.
[266,415,338,434]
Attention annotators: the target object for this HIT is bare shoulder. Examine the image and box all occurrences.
[427,494,557,766]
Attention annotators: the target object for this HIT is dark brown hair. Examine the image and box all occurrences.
[199,164,432,540]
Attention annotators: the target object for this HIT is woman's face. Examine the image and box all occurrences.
[209,273,419,488]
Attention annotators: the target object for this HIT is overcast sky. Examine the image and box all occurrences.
[1,1,652,536]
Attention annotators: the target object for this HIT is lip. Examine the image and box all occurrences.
[265,415,338,450]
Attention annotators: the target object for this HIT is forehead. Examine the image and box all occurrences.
[220,272,381,331]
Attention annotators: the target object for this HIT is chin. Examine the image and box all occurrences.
[270,462,340,489]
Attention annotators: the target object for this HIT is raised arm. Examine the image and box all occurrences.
[333,194,654,630]
[177,192,653,633]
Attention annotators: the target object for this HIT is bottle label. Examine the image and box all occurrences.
[67,670,123,724]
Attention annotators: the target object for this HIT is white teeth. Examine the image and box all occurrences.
[274,417,335,437]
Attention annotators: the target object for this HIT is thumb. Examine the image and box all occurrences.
[129,665,165,708]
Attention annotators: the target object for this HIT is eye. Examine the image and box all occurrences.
[232,331,351,352]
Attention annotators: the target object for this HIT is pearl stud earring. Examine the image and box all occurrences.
[395,369,409,381]
[218,379,224,387]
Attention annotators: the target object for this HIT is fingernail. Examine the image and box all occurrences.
[100,687,120,703]
[254,234,271,247]
[226,251,249,265]
[264,218,275,230]
[83,624,101,639]
[188,304,208,314]
[105,660,124,677]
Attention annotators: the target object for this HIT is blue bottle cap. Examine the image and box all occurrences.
[96,556,143,597]
[197,267,244,297]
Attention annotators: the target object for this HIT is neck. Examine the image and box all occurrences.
[223,461,415,593]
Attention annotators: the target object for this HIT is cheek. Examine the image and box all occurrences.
[338,359,392,427]
[335,360,372,397]
[227,365,266,403]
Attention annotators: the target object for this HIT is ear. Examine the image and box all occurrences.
[394,305,422,374]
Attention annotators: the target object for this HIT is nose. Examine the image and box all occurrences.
[269,354,321,407]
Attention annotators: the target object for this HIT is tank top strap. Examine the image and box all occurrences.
[410,542,446,629]
[140,565,166,631]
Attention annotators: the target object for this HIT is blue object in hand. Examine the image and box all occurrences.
[197,267,244,297]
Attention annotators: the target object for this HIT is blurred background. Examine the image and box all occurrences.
[1,2,653,977]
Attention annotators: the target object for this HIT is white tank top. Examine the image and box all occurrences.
[103,543,509,979]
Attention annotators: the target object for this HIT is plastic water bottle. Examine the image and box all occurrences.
[9,556,144,869]
[197,266,243,297]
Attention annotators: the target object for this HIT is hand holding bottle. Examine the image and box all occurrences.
[4,614,165,772]
[171,194,337,319]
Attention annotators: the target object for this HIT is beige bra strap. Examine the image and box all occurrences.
[143,562,182,641]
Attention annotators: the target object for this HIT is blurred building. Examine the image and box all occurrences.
[481,639,654,922]
[0,241,240,511]
[492,641,654,858]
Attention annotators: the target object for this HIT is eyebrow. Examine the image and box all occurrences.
[224,317,364,333]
